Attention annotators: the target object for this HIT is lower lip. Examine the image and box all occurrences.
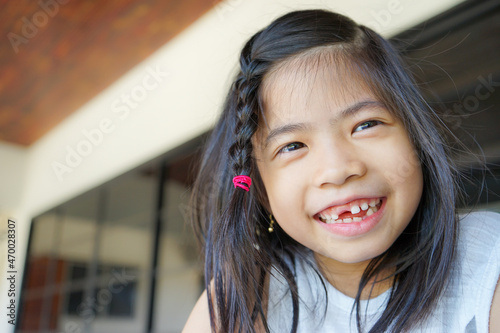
[316,198,386,237]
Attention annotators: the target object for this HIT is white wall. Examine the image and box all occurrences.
[0,142,28,212]
[0,0,466,332]
[0,142,29,332]
[0,141,29,268]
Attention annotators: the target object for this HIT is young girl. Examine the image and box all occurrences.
[183,9,500,332]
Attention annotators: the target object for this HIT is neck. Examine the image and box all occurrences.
[314,253,394,300]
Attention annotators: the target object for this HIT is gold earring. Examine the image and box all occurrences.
[268,215,275,233]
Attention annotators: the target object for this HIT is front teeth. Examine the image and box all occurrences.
[360,202,369,211]
[351,205,360,214]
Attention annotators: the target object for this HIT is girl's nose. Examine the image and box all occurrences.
[312,141,367,187]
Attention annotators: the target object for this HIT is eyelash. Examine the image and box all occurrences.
[278,142,305,154]
[354,120,382,132]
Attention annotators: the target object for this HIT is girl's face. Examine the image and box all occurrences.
[253,57,423,267]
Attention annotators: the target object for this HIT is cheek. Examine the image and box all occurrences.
[395,143,422,190]
[266,174,300,210]
[374,134,422,188]
[382,139,424,211]
[257,162,305,217]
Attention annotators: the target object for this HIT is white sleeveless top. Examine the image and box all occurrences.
[267,211,500,332]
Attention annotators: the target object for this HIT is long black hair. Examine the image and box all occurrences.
[190,9,462,332]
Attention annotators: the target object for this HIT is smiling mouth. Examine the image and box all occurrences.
[316,198,383,224]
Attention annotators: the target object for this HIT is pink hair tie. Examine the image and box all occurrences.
[233,175,252,192]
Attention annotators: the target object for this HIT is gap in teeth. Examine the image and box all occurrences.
[321,199,382,224]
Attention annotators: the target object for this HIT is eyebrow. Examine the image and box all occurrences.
[263,100,384,149]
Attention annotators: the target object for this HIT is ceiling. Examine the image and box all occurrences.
[0,0,221,146]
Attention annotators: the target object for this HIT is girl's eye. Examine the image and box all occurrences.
[354,120,382,132]
[278,142,305,154]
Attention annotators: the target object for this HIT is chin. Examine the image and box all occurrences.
[315,244,389,265]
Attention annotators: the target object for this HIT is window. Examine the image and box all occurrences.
[18,143,203,333]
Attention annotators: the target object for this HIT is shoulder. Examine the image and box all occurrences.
[459,210,500,249]
[182,289,212,333]
[457,210,500,279]
[459,210,500,229]
[491,278,500,333]
[456,210,500,274]
[457,211,500,332]
[183,277,270,333]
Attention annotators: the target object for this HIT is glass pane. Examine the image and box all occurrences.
[56,189,99,333]
[18,211,59,332]
[19,188,100,333]
[153,154,203,333]
[89,166,156,333]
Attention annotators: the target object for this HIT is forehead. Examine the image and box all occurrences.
[258,49,374,129]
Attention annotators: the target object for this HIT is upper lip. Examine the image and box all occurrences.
[313,195,384,218]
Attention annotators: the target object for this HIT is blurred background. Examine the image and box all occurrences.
[0,0,499,332]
